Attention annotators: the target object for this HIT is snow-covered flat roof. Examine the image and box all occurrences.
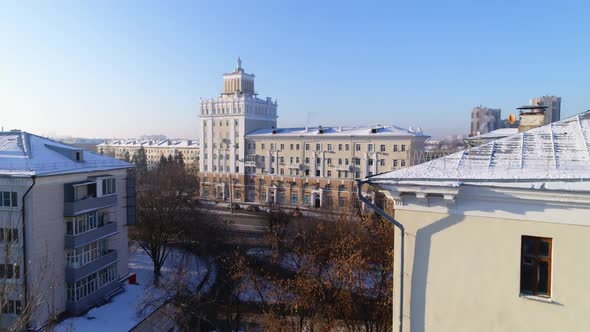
[368,111,590,186]
[246,125,428,138]
[469,127,519,140]
[0,131,132,177]
[98,139,199,148]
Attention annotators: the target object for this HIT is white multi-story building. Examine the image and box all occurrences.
[98,139,200,171]
[531,95,561,124]
[198,60,429,208]
[199,57,278,175]
[0,131,134,330]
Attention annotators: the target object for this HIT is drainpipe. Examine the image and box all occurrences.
[21,175,36,328]
[356,179,404,332]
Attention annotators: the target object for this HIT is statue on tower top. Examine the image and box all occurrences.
[236,57,243,72]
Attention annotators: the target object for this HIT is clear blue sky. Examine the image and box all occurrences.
[1,1,589,139]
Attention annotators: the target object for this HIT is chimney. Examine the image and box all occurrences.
[517,105,548,132]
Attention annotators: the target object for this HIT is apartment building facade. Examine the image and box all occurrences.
[530,95,561,124]
[470,106,502,137]
[198,60,429,208]
[98,139,200,171]
[0,131,134,330]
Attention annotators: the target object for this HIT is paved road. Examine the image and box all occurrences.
[206,208,268,233]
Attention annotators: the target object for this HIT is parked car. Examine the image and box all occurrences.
[245,205,260,212]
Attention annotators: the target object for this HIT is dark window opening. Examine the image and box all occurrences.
[520,235,552,297]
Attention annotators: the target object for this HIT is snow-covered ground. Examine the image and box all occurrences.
[56,244,215,332]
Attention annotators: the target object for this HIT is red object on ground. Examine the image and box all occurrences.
[128,273,137,285]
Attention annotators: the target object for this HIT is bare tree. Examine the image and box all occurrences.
[131,162,200,284]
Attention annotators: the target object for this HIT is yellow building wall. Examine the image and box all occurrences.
[393,208,590,332]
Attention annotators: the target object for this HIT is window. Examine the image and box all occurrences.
[280,144,285,150]
[338,158,342,165]
[345,144,350,151]
[354,158,361,166]
[316,143,321,151]
[327,170,332,177]
[0,228,18,242]
[338,144,343,151]
[393,145,398,152]
[520,236,552,297]
[380,144,386,152]
[303,194,310,205]
[1,300,22,315]
[66,240,108,268]
[305,157,310,164]
[380,159,386,166]
[338,184,346,191]
[327,144,333,151]
[401,144,406,151]
[368,144,374,152]
[261,144,265,150]
[0,263,19,279]
[401,160,406,167]
[102,178,116,195]
[368,159,374,166]
[339,197,346,207]
[316,158,321,165]
[291,193,298,205]
[327,158,332,165]
[67,264,117,302]
[290,144,294,150]
[394,160,398,167]
[355,144,361,151]
[316,170,320,176]
[305,144,310,151]
[66,212,98,235]
[270,143,275,150]
[0,192,17,208]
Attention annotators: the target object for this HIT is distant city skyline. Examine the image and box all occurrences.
[2,1,589,139]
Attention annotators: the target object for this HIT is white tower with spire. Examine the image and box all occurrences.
[199,58,278,176]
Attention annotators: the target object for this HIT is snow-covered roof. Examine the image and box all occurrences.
[98,139,199,149]
[0,131,132,177]
[246,125,428,138]
[469,128,519,140]
[368,111,590,186]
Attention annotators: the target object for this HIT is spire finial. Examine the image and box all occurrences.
[236,57,242,71]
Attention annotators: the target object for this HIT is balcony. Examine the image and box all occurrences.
[66,279,119,315]
[65,250,118,283]
[65,222,118,249]
[64,194,118,217]
[288,163,302,169]
[336,165,352,171]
